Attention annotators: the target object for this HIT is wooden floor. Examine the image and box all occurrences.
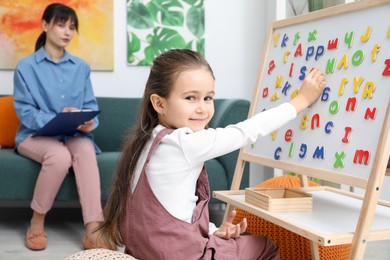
[0,204,388,259]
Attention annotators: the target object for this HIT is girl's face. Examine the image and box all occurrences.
[43,18,75,49]
[155,68,215,132]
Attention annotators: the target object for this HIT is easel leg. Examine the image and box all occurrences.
[310,241,320,260]
[223,203,235,221]
[223,156,246,222]
[299,174,309,187]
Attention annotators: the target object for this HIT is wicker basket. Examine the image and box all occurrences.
[65,249,137,260]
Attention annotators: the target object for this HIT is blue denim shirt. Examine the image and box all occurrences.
[13,47,101,153]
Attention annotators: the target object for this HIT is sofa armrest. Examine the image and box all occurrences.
[209,99,250,190]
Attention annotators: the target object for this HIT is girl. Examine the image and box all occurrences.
[13,3,107,251]
[100,49,325,259]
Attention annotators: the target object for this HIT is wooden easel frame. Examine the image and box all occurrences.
[214,1,390,259]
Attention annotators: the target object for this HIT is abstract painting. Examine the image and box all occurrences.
[0,0,113,70]
[126,0,204,66]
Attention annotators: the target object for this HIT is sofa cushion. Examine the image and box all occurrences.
[0,96,20,148]
[0,149,39,200]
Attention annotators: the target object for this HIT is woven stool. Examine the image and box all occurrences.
[233,175,351,260]
[64,248,137,260]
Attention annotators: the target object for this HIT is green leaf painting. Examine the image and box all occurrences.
[127,0,204,66]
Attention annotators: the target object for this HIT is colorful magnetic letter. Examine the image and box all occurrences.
[300,114,309,130]
[270,92,279,101]
[328,38,338,49]
[275,75,283,88]
[288,142,294,158]
[337,54,348,70]
[262,87,269,98]
[338,78,348,96]
[344,31,354,48]
[283,50,291,63]
[271,130,277,141]
[285,129,293,142]
[308,29,317,42]
[326,58,336,74]
[289,63,294,77]
[362,81,376,99]
[312,146,325,159]
[306,46,314,61]
[346,97,357,112]
[273,32,280,47]
[274,147,282,160]
[315,45,325,60]
[324,121,334,134]
[364,107,377,120]
[294,32,300,45]
[329,100,339,115]
[383,59,390,76]
[299,66,307,80]
[311,114,320,129]
[321,87,330,101]
[360,26,372,43]
[352,50,364,66]
[371,44,380,62]
[353,76,364,94]
[294,44,302,57]
[334,151,346,168]
[299,143,307,159]
[268,60,275,75]
[291,89,299,99]
[353,150,370,165]
[281,33,288,47]
[282,81,291,96]
[342,126,352,143]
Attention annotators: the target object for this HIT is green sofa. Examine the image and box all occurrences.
[0,97,250,204]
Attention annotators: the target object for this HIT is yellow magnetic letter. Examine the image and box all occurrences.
[338,78,348,96]
[360,26,372,43]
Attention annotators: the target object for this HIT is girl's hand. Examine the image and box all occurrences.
[289,67,326,114]
[213,209,247,240]
[77,119,94,133]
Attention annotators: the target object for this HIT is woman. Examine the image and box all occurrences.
[13,3,106,251]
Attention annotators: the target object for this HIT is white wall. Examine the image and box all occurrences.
[0,0,274,186]
[0,0,268,101]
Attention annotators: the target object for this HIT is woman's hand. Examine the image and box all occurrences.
[289,67,326,114]
[77,119,94,133]
[62,107,94,133]
[62,107,79,112]
[213,209,247,240]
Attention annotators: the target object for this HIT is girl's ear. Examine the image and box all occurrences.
[150,94,165,115]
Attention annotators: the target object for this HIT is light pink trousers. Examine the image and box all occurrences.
[17,136,103,225]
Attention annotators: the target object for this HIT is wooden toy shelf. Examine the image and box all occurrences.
[214,186,390,246]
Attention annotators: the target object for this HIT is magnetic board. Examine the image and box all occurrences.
[244,1,390,187]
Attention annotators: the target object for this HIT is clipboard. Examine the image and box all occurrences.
[32,110,100,137]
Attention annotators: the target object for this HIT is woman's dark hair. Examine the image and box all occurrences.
[98,49,214,249]
[35,3,79,51]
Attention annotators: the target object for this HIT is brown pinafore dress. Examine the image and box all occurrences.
[120,128,280,260]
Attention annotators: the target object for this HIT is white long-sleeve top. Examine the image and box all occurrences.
[131,102,297,233]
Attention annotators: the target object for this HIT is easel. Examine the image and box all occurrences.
[213,1,390,259]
